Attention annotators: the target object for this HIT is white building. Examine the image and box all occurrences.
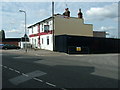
[28,15,93,51]
[28,17,53,51]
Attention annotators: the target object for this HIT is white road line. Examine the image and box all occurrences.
[9,68,14,71]
[22,73,29,77]
[14,70,20,74]
[3,66,7,68]
[33,78,43,82]
[3,65,57,88]
[46,82,56,87]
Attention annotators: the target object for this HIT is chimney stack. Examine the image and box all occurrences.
[78,8,83,18]
[63,8,70,17]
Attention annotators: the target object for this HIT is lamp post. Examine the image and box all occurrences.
[19,10,27,52]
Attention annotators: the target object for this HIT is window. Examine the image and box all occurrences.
[46,22,49,25]
[38,37,40,45]
[32,27,33,33]
[38,24,40,33]
[42,24,44,31]
[47,36,49,45]
[44,25,49,32]
[42,38,43,44]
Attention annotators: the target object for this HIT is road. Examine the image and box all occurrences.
[1,50,119,89]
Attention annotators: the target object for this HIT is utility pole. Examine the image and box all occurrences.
[19,10,27,53]
[52,1,55,51]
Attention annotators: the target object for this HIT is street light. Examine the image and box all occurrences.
[19,10,27,52]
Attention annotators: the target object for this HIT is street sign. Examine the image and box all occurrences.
[76,47,81,51]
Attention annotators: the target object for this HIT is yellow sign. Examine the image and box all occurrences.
[76,47,81,51]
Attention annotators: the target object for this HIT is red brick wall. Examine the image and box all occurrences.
[0,42,19,46]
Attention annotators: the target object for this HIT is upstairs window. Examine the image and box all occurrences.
[32,27,33,33]
[38,24,40,33]
[44,25,49,32]
[42,24,44,31]
[46,22,49,25]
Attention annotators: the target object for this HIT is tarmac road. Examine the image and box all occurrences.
[1,50,119,88]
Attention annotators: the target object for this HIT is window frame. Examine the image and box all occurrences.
[47,36,49,45]
[44,25,49,32]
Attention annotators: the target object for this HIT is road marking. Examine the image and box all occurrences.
[9,70,46,85]
[14,70,20,74]
[33,78,43,82]
[45,82,56,87]
[22,73,29,77]
[9,68,14,71]
[3,66,7,68]
[3,65,57,88]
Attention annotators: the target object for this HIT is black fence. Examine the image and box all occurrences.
[55,35,120,54]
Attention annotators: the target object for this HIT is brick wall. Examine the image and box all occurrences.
[0,41,19,46]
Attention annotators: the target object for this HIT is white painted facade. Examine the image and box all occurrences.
[40,34,53,50]
[28,18,53,51]
[28,16,93,51]
[19,42,31,49]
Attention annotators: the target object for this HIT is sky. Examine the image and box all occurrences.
[0,0,119,38]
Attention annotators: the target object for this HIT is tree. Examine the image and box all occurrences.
[0,30,5,40]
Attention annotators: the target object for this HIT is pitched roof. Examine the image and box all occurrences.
[28,17,52,28]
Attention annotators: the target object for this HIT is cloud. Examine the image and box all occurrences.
[94,26,117,31]
[35,9,50,18]
[100,26,116,31]
[5,29,23,38]
[6,29,20,33]
[94,26,118,38]
[86,3,118,21]
[1,2,51,37]
[27,24,32,27]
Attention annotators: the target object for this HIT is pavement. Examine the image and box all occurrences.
[1,49,68,56]
[1,49,119,57]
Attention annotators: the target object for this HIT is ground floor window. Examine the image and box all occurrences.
[47,36,49,45]
[38,37,40,46]
[42,38,43,44]
[35,39,36,48]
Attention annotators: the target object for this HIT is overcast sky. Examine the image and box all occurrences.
[0,0,119,38]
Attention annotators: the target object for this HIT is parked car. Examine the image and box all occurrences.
[1,44,20,49]
[0,44,4,49]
